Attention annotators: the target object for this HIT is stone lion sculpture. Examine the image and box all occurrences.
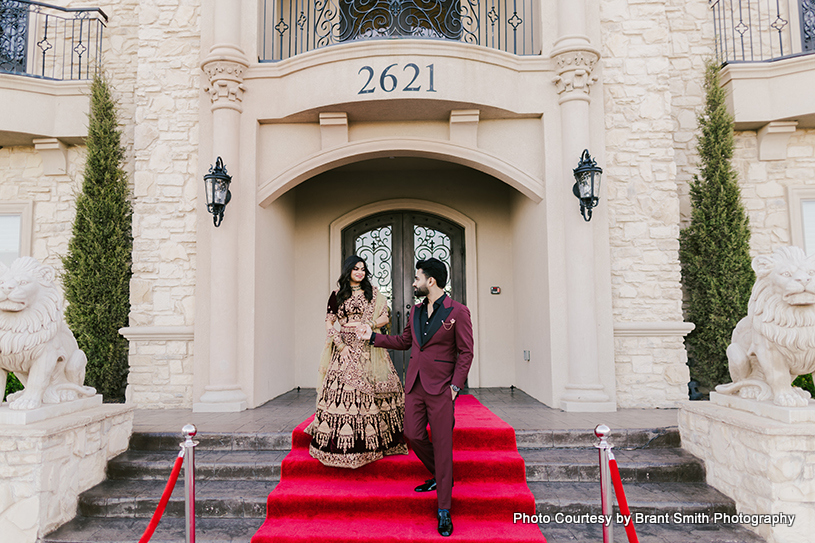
[0,257,96,410]
[716,246,815,407]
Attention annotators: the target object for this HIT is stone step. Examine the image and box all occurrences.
[529,481,737,517]
[541,519,767,543]
[41,517,265,543]
[107,446,703,484]
[77,476,731,522]
[515,427,680,449]
[128,426,680,453]
[107,450,287,481]
[78,479,277,519]
[520,447,706,483]
[128,431,293,452]
[39,516,767,543]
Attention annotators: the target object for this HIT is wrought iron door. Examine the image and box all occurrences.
[342,211,465,383]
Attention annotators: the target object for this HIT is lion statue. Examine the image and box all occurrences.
[716,246,815,408]
[0,257,96,411]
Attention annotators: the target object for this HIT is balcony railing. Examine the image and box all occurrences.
[0,0,106,80]
[711,0,814,63]
[260,0,538,61]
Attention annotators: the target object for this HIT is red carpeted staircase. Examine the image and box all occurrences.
[251,394,546,543]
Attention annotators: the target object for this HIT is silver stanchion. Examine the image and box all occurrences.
[595,424,613,543]
[182,424,198,543]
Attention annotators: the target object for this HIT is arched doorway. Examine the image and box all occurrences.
[342,211,465,382]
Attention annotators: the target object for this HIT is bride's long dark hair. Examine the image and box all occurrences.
[337,255,374,305]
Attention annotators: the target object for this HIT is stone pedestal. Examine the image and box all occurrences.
[0,395,102,425]
[679,400,815,543]
[0,404,134,542]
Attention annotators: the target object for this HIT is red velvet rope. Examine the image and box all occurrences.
[139,453,185,543]
[609,457,639,543]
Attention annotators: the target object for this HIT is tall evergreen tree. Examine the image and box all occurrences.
[679,60,754,390]
[62,73,132,402]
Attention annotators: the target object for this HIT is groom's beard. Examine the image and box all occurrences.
[414,285,429,298]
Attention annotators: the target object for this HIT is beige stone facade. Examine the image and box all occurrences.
[1,0,813,412]
[735,129,815,255]
[680,401,815,543]
[0,406,133,542]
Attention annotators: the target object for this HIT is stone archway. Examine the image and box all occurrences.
[256,138,544,207]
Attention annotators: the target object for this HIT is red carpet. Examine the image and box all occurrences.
[251,394,546,542]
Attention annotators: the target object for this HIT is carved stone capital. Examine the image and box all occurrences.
[551,47,600,101]
[202,59,248,111]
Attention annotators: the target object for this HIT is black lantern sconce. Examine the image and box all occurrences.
[572,149,603,222]
[204,157,232,227]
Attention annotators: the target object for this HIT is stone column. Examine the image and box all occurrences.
[193,1,249,412]
[552,0,615,411]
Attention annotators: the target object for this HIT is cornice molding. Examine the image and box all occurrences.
[119,326,195,341]
[613,322,696,338]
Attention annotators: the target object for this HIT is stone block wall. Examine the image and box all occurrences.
[0,406,133,542]
[126,337,194,407]
[125,0,201,408]
[680,402,815,543]
[734,129,815,256]
[600,0,710,406]
[614,335,690,408]
[0,146,86,274]
[0,1,201,408]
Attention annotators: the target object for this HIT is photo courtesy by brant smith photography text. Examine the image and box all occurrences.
[513,512,796,528]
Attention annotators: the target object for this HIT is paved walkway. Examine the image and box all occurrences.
[133,387,679,436]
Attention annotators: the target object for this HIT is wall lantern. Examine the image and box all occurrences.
[204,157,232,227]
[572,149,603,222]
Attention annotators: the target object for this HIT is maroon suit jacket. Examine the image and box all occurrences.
[374,295,473,395]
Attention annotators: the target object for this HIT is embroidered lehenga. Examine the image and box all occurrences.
[305,286,409,468]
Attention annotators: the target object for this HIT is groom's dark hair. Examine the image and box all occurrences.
[416,258,448,289]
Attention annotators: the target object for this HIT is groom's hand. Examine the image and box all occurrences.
[357,323,373,340]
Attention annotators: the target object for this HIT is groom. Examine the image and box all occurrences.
[359,258,473,537]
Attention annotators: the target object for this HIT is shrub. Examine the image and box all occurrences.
[61,73,132,402]
[793,374,815,398]
[679,60,754,390]
[3,373,23,402]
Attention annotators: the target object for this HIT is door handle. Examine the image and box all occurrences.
[396,311,401,332]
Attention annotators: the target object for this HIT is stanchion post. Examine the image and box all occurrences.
[182,424,198,543]
[595,424,613,543]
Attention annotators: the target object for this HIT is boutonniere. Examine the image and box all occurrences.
[442,318,456,331]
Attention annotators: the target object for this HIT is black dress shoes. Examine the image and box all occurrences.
[414,478,437,492]
[438,509,453,537]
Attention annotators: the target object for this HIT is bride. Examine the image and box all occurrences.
[305,255,408,468]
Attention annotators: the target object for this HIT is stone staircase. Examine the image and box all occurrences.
[42,427,766,543]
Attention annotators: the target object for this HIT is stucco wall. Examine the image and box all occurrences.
[291,163,516,390]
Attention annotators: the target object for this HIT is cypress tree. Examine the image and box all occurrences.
[679,60,754,390]
[62,73,132,402]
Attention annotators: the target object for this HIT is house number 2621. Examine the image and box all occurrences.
[358,63,437,94]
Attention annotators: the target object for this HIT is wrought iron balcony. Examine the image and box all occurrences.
[260,0,538,61]
[0,0,106,80]
[711,0,814,63]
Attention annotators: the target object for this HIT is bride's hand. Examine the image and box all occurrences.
[340,346,353,364]
[344,321,362,328]
[357,324,373,340]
